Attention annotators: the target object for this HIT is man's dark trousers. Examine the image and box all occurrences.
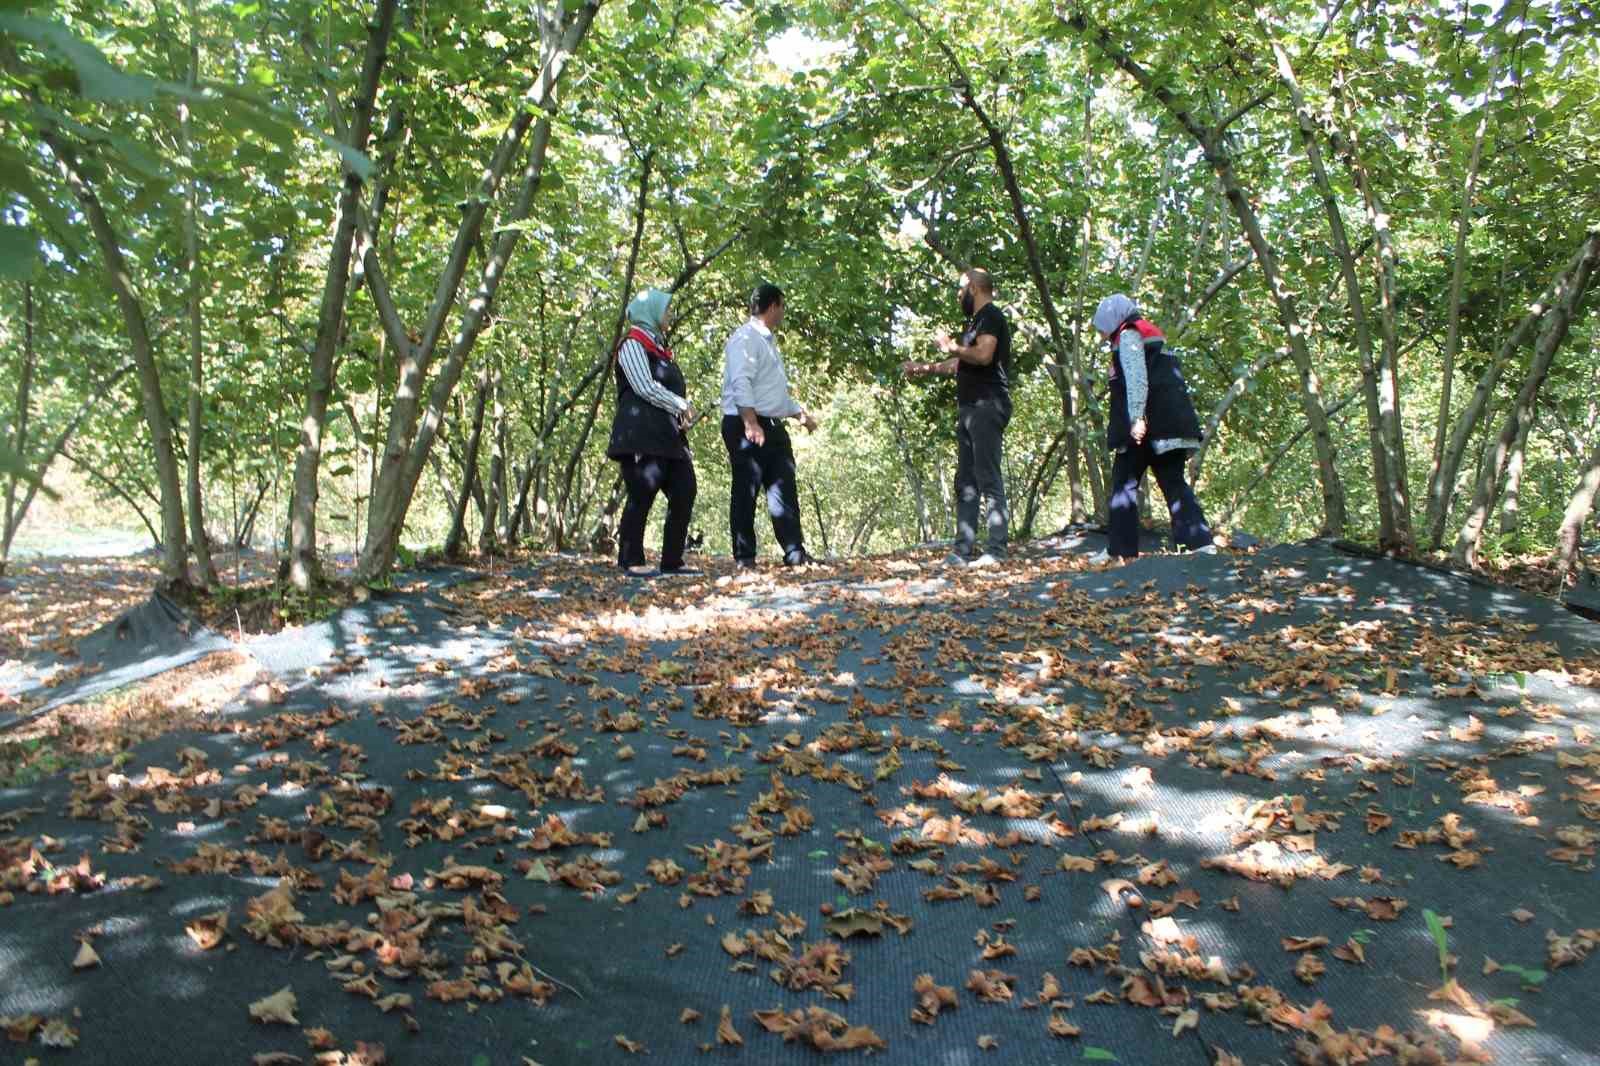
[955,394,1010,557]
[1107,442,1212,558]
[722,414,805,564]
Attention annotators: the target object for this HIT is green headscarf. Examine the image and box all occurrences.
[626,288,671,334]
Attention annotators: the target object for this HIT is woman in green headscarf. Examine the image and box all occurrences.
[605,287,699,575]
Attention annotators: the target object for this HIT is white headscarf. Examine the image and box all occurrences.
[1092,294,1139,337]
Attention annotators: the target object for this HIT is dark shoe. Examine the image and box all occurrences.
[659,565,703,577]
[623,564,658,579]
[784,551,818,567]
[734,559,759,572]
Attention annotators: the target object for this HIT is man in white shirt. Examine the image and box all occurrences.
[720,283,819,569]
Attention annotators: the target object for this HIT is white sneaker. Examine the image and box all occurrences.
[1085,549,1112,565]
[1186,544,1219,555]
[968,553,1003,569]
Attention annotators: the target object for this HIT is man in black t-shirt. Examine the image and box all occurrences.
[901,268,1012,565]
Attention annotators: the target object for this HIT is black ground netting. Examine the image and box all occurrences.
[0,593,235,732]
[1,541,1598,1065]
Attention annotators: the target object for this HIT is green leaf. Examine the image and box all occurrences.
[0,13,162,102]
[1082,1049,1118,1062]
[1423,909,1450,976]
[0,222,37,279]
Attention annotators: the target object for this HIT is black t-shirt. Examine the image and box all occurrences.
[956,302,1011,404]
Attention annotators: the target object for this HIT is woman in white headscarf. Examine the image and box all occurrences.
[1091,293,1213,562]
[605,288,699,575]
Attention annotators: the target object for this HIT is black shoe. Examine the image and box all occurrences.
[659,565,703,577]
[784,551,818,567]
[734,559,760,572]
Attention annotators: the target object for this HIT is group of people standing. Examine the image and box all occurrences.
[603,269,1213,575]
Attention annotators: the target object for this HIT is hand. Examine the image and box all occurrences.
[679,403,696,430]
[800,411,819,432]
[1131,417,1147,445]
[934,330,955,354]
[743,417,765,447]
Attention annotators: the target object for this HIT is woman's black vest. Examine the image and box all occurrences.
[606,328,690,461]
[1106,318,1203,451]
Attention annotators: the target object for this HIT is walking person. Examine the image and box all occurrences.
[605,287,699,575]
[721,283,819,570]
[900,268,1012,567]
[1090,293,1214,563]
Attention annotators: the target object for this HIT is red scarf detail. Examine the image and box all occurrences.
[623,326,674,362]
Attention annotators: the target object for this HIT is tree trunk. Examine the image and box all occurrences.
[481,371,507,552]
[1498,407,1534,536]
[1430,108,1489,504]
[287,0,397,589]
[1429,234,1600,548]
[557,147,653,522]
[1266,32,1400,547]
[2,282,34,571]
[357,2,601,583]
[444,370,490,559]
[43,132,189,585]
[181,0,218,586]
[1069,12,1347,535]
[1555,439,1600,586]
[1335,108,1413,550]
[1453,230,1600,564]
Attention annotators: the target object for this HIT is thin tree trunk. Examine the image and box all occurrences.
[1431,107,1489,502]
[42,131,189,584]
[181,0,218,586]
[558,146,653,521]
[810,485,832,558]
[61,447,162,549]
[1266,31,1399,546]
[1498,407,1534,535]
[482,370,507,551]
[1221,391,1361,529]
[2,282,35,570]
[1335,107,1413,550]
[357,2,601,582]
[444,370,490,559]
[1429,234,1599,548]
[1190,349,1293,481]
[1070,12,1347,535]
[287,0,397,589]
[1555,439,1600,586]
[1453,230,1600,564]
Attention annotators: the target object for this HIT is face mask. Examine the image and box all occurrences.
[960,291,975,317]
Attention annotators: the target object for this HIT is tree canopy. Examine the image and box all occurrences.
[3,0,1598,585]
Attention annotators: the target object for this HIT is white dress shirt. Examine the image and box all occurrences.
[721,317,802,418]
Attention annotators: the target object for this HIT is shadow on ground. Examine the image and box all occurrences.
[2,539,1598,1065]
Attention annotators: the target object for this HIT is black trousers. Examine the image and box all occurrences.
[1108,443,1212,558]
[722,414,805,564]
[616,453,697,570]
[955,395,1011,556]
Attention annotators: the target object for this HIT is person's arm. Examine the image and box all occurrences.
[938,330,997,367]
[1118,329,1149,442]
[618,338,688,414]
[901,357,960,377]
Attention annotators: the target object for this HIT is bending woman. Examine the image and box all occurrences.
[605,288,698,574]
[1093,293,1214,561]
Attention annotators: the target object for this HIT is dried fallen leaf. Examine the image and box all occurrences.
[717,1005,744,1046]
[186,910,230,951]
[614,1033,645,1053]
[680,1008,702,1024]
[72,941,101,970]
[249,986,300,1026]
[977,1034,1000,1050]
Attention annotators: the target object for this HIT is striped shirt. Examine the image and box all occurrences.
[1117,328,1199,455]
[618,329,688,415]
[721,318,802,418]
